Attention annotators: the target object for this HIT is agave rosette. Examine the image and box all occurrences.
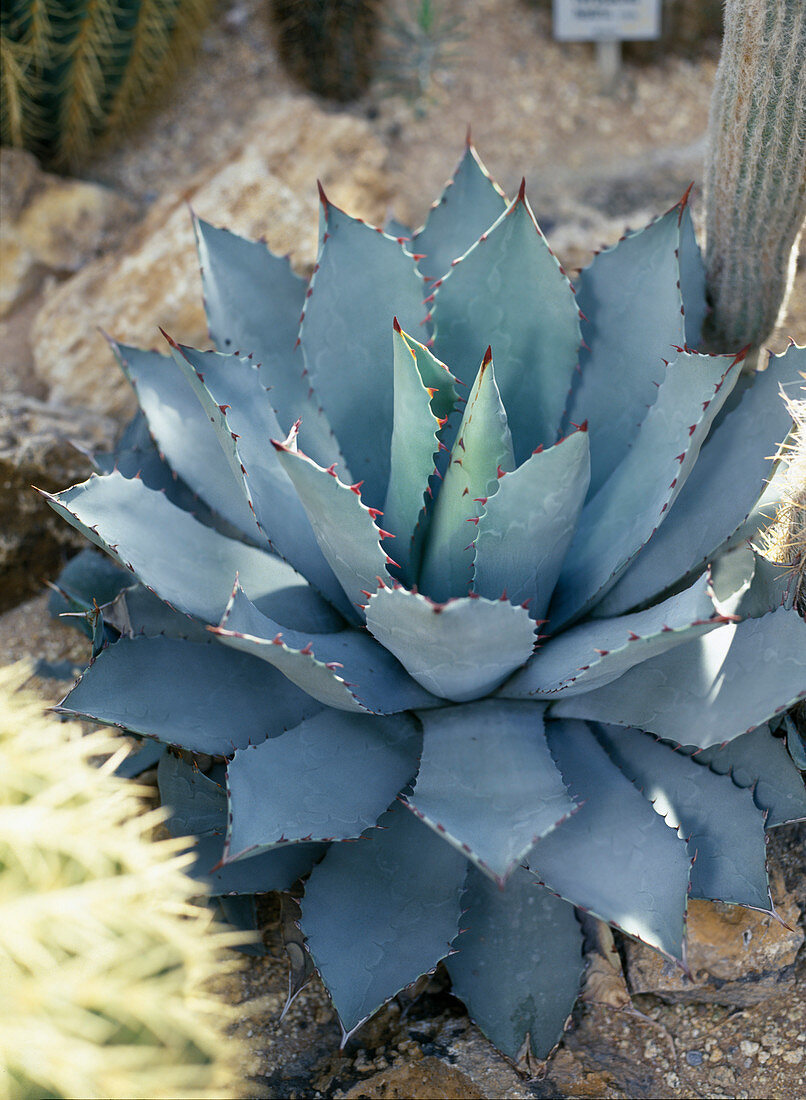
[48,141,806,1060]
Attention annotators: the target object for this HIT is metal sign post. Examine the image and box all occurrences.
[553,0,662,89]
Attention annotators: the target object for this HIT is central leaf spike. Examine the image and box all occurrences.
[431,182,581,460]
[418,350,515,602]
[383,321,459,583]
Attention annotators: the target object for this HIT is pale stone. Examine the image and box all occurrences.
[0,394,116,611]
[0,148,137,318]
[31,96,391,419]
[339,1058,484,1099]
[0,239,45,319]
[625,865,804,1005]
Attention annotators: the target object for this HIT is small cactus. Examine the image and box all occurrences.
[703,0,806,352]
[269,0,381,101]
[0,0,214,169]
[0,663,246,1100]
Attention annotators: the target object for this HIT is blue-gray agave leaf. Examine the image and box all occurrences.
[471,426,590,620]
[364,586,536,702]
[431,183,581,460]
[502,571,728,699]
[300,804,466,1043]
[101,584,213,643]
[300,192,426,508]
[418,350,515,600]
[447,866,584,1063]
[406,701,576,882]
[593,724,771,910]
[46,471,340,631]
[383,321,459,582]
[551,350,742,627]
[566,199,704,495]
[167,340,355,619]
[553,610,806,747]
[158,752,324,896]
[111,341,258,540]
[57,635,322,754]
[413,138,507,283]
[225,712,421,855]
[213,582,439,714]
[528,720,691,961]
[597,345,806,616]
[674,724,806,828]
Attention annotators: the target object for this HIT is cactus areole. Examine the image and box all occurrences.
[48,140,806,1061]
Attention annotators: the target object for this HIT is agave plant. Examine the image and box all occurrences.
[46,139,806,1062]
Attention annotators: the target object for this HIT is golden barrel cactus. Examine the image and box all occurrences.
[0,664,246,1100]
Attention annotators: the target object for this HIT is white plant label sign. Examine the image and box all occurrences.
[553,0,662,41]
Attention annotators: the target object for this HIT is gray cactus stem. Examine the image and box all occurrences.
[703,0,806,353]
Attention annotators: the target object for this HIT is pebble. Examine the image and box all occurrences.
[709,1047,724,1063]
[783,1050,804,1065]
[686,1050,704,1066]
[740,1040,760,1057]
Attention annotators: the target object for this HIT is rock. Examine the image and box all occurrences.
[337,1057,484,1099]
[0,394,116,612]
[420,1016,540,1099]
[625,864,804,1005]
[30,96,392,419]
[0,238,48,320]
[579,916,632,1011]
[0,293,45,398]
[0,148,138,318]
[0,592,89,689]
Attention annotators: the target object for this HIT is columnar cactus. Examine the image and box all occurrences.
[47,140,806,1062]
[703,0,806,351]
[0,0,213,168]
[0,664,246,1099]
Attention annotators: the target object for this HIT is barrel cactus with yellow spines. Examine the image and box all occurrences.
[46,137,806,1061]
[0,663,246,1100]
[0,0,213,169]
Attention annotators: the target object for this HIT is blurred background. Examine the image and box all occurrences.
[4,0,756,617]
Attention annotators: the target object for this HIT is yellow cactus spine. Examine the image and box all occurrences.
[762,381,806,617]
[0,664,247,1100]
